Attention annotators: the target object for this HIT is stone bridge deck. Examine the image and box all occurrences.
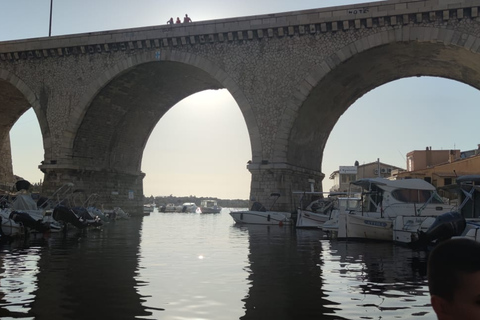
[1,0,480,214]
[1,0,478,60]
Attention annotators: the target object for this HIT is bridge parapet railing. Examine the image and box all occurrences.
[0,0,479,61]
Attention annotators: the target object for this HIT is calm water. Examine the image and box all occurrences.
[0,209,436,320]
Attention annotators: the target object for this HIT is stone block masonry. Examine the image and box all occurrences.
[1,0,480,214]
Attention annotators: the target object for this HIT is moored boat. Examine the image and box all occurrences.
[294,192,347,228]
[229,193,292,226]
[321,196,362,232]
[199,199,221,213]
[336,178,455,243]
[143,204,155,215]
[181,202,198,213]
[0,209,24,237]
[230,209,292,225]
[407,175,480,247]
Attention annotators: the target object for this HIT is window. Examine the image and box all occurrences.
[391,188,443,204]
[341,174,356,183]
[444,178,452,186]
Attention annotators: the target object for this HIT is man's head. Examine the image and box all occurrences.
[427,238,480,319]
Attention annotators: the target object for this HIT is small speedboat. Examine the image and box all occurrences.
[180,203,198,213]
[229,193,292,226]
[229,209,292,225]
[199,199,221,213]
[0,209,24,237]
[294,192,342,228]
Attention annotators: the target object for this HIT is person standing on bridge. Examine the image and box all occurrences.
[167,17,174,25]
[175,17,181,24]
[183,14,192,23]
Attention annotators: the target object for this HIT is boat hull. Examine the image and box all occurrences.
[1,218,24,237]
[229,210,292,225]
[296,210,329,228]
[200,208,221,214]
[338,213,393,241]
[458,221,480,242]
[392,215,437,245]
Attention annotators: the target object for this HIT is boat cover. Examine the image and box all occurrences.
[351,178,436,191]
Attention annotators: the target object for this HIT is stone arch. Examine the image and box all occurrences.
[66,50,259,173]
[0,68,46,139]
[276,26,480,178]
[0,69,48,182]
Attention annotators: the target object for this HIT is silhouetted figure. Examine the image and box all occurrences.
[428,238,480,320]
[183,14,192,23]
[167,17,174,25]
[175,17,181,24]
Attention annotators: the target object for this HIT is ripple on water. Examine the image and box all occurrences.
[0,210,439,320]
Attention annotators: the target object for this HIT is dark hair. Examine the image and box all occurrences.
[427,238,480,301]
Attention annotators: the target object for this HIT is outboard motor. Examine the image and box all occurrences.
[412,211,466,249]
[9,211,50,233]
[53,206,88,229]
[71,207,102,227]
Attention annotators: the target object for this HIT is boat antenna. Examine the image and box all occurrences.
[377,158,380,178]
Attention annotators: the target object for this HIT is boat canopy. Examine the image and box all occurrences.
[351,178,436,192]
[12,193,39,211]
[456,175,480,184]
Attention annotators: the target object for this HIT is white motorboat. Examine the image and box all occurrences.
[336,178,454,242]
[458,220,480,241]
[408,175,480,246]
[294,192,339,228]
[230,209,292,225]
[180,203,198,213]
[199,199,221,213]
[229,193,292,226]
[143,204,155,215]
[5,192,62,233]
[0,209,24,237]
[321,196,362,232]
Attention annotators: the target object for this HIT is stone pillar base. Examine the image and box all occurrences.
[0,133,14,190]
[247,162,324,213]
[40,165,145,216]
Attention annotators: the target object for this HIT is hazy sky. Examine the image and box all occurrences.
[3,1,480,200]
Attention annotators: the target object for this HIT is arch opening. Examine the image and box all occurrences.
[323,76,480,192]
[142,89,251,199]
[0,80,43,189]
[73,61,252,199]
[73,61,224,173]
[286,41,480,192]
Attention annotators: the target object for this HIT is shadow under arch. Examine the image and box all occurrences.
[283,29,480,174]
[69,51,261,173]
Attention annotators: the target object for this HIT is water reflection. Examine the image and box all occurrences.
[322,239,435,319]
[0,218,150,319]
[239,226,343,320]
[0,244,41,319]
[0,211,438,320]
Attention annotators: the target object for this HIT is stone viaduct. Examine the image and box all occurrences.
[1,0,480,215]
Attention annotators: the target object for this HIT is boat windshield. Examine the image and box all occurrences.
[337,197,362,211]
[391,188,444,204]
